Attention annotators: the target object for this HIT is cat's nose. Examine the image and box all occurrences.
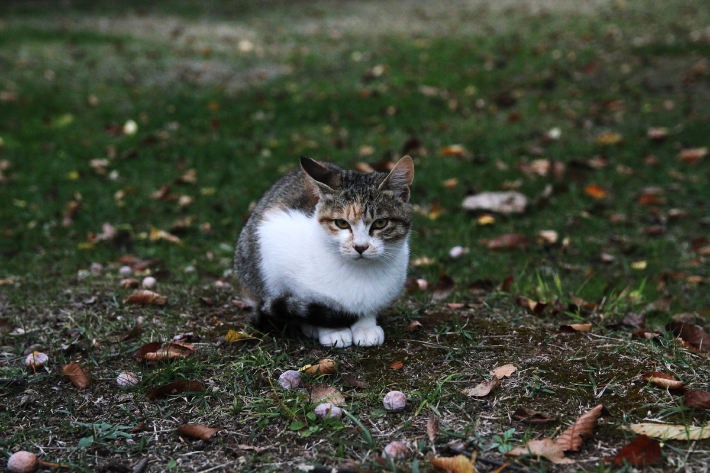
[354,244,369,254]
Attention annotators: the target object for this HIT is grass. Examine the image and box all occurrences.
[1,0,710,471]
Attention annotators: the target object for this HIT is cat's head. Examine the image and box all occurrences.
[301,156,414,261]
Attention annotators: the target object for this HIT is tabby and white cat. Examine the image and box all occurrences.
[234,156,414,347]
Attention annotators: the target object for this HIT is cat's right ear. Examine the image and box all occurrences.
[300,157,338,191]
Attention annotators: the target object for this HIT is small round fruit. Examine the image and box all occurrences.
[118,265,133,277]
[383,391,407,411]
[278,370,302,389]
[313,403,342,420]
[7,451,38,473]
[382,441,408,460]
[142,276,156,288]
[24,352,48,368]
[116,372,140,388]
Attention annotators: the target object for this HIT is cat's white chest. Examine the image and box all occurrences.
[256,209,408,315]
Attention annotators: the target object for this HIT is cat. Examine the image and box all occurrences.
[234,156,414,347]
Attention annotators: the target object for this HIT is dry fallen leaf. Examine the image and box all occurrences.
[431,454,476,473]
[176,424,220,440]
[487,234,529,250]
[604,435,661,466]
[148,380,205,400]
[61,361,91,389]
[559,324,593,333]
[342,374,368,389]
[507,438,573,464]
[554,404,609,452]
[512,406,557,424]
[149,227,183,245]
[143,342,194,363]
[405,320,423,332]
[134,341,162,362]
[594,131,623,146]
[684,390,710,409]
[310,386,345,406]
[490,364,516,378]
[642,372,684,391]
[389,361,404,370]
[463,377,501,397]
[303,358,337,376]
[432,272,456,301]
[584,184,608,199]
[225,330,256,343]
[427,415,439,445]
[516,296,548,315]
[124,290,167,306]
[462,191,529,215]
[439,144,467,157]
[678,147,708,165]
[666,321,710,352]
[628,422,710,440]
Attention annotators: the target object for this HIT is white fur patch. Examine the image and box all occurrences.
[256,209,409,318]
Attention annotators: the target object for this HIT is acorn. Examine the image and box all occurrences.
[382,441,408,460]
[7,451,38,473]
[383,391,407,411]
[142,276,156,288]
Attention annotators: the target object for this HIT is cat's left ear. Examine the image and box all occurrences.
[300,157,339,191]
[379,155,414,202]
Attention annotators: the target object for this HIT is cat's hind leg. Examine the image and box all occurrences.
[351,316,385,347]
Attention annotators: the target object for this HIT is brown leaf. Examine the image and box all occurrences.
[143,342,194,363]
[666,321,710,352]
[120,278,141,288]
[427,415,439,445]
[342,374,368,389]
[487,233,529,250]
[642,372,685,391]
[559,323,593,333]
[490,364,516,378]
[506,438,573,464]
[122,321,143,341]
[149,227,183,245]
[631,328,662,340]
[516,296,547,315]
[678,147,708,165]
[684,390,710,409]
[176,424,220,440]
[124,290,167,306]
[148,380,205,400]
[405,320,423,331]
[389,361,404,370]
[431,454,475,472]
[432,272,456,301]
[130,422,151,433]
[439,145,467,157]
[584,184,609,199]
[604,435,661,466]
[622,313,646,328]
[594,131,622,146]
[554,404,609,452]
[310,386,345,406]
[61,361,91,389]
[463,377,501,397]
[628,422,710,440]
[303,358,337,376]
[134,341,163,362]
[200,297,216,306]
[462,191,529,215]
[512,406,557,424]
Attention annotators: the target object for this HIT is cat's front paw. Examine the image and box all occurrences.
[352,324,385,347]
[318,328,353,348]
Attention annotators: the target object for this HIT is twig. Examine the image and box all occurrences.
[449,446,537,473]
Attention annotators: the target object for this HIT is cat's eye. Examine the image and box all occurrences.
[334,219,350,229]
[372,218,388,229]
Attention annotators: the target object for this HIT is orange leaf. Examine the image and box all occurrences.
[124,290,167,305]
[584,184,608,199]
[642,372,685,391]
[431,454,475,472]
[554,404,609,452]
[594,131,622,146]
[61,361,91,389]
[439,145,466,157]
[176,424,220,440]
[303,358,337,375]
[389,361,404,370]
[678,147,708,165]
[148,380,205,400]
[559,323,593,333]
[604,435,661,466]
[487,233,529,250]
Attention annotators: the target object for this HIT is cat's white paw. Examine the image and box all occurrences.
[352,324,385,347]
[318,328,353,348]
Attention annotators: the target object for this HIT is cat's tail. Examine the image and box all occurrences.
[253,295,358,329]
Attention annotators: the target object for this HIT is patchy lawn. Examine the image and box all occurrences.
[1,0,710,471]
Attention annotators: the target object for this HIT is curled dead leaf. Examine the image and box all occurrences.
[678,147,708,165]
[642,372,685,391]
[554,404,609,452]
[665,321,710,352]
[506,438,573,464]
[176,424,220,440]
[431,454,475,473]
[516,296,547,315]
[389,361,404,370]
[487,233,529,250]
[405,320,423,332]
[684,390,710,409]
[463,376,500,397]
[432,272,456,301]
[149,227,183,245]
[604,435,661,466]
[490,364,516,378]
[303,358,337,376]
[124,290,167,306]
[559,323,593,333]
[427,415,439,445]
[310,385,345,406]
[342,374,368,389]
[143,342,194,363]
[61,361,91,389]
[148,380,205,400]
[584,184,608,199]
[512,406,557,424]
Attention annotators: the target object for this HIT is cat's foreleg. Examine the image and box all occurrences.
[300,323,318,339]
[351,315,385,347]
